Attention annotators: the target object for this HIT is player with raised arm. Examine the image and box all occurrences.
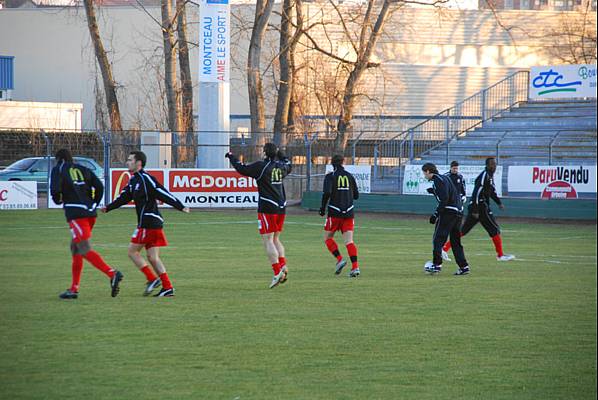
[319,155,361,277]
[51,148,123,299]
[226,143,292,289]
[102,151,190,297]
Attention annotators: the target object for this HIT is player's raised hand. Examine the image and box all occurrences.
[100,207,108,213]
[225,152,233,159]
[182,207,191,213]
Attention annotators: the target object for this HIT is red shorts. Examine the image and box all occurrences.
[69,217,96,243]
[131,227,168,249]
[324,216,354,233]
[258,213,285,235]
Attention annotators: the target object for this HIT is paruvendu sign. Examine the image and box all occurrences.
[529,65,597,100]
[199,0,230,83]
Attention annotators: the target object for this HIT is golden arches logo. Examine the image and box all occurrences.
[113,171,132,200]
[337,175,349,188]
[271,168,283,182]
[69,167,84,182]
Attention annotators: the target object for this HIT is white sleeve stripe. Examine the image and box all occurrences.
[142,173,157,188]
[157,187,178,202]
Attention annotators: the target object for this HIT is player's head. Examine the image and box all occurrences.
[331,154,344,168]
[486,157,497,173]
[421,162,438,180]
[55,148,73,163]
[450,160,459,174]
[127,151,146,173]
[263,142,278,159]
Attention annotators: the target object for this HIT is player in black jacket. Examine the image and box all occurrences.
[226,143,292,289]
[102,151,190,297]
[50,148,123,299]
[422,163,470,275]
[319,155,360,277]
[434,161,466,262]
[443,158,515,261]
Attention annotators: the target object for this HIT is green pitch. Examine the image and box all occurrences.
[0,209,596,399]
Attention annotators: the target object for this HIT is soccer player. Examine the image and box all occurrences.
[50,148,123,299]
[431,161,466,262]
[422,162,470,275]
[442,157,515,261]
[101,151,190,297]
[319,155,360,277]
[225,143,292,289]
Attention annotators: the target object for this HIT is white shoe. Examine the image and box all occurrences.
[497,254,515,261]
[269,269,285,289]
[441,250,451,262]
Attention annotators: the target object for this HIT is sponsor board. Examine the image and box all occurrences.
[508,165,596,199]
[199,0,230,83]
[530,65,597,100]
[0,181,37,210]
[110,169,258,208]
[402,165,503,197]
[325,165,371,194]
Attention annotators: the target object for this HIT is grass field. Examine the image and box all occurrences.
[0,208,596,399]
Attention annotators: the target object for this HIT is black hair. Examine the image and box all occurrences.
[263,142,278,159]
[485,157,496,166]
[55,148,73,163]
[331,154,344,167]
[130,151,147,168]
[421,162,438,175]
[450,160,459,167]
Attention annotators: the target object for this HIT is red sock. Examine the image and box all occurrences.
[443,241,452,252]
[492,234,504,257]
[70,255,84,292]
[325,238,343,262]
[159,272,173,290]
[346,242,358,269]
[271,262,281,275]
[140,265,157,282]
[83,250,115,278]
[278,257,286,268]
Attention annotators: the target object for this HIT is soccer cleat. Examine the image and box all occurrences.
[59,289,78,299]
[154,287,175,297]
[497,254,516,261]
[110,270,124,298]
[441,250,451,262]
[335,259,347,275]
[143,278,161,296]
[454,266,470,276]
[280,266,288,284]
[424,263,441,274]
[349,268,360,278]
[269,270,286,289]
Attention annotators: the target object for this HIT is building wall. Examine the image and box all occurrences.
[0,5,593,132]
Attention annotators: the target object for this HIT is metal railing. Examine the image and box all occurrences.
[372,70,530,176]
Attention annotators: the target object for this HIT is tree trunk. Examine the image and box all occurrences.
[248,0,276,149]
[335,0,391,153]
[176,0,194,161]
[161,0,181,134]
[83,0,123,132]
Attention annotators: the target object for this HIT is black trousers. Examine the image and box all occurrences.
[461,204,501,238]
[433,212,468,269]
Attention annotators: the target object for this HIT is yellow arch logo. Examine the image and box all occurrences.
[337,175,349,188]
[271,168,283,182]
[69,167,84,182]
[113,171,131,200]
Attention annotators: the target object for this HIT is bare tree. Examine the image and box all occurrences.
[247,0,277,144]
[161,0,181,133]
[83,0,123,131]
[273,0,304,147]
[176,0,194,136]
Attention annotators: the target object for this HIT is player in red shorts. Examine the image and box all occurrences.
[226,143,292,289]
[319,155,360,277]
[50,148,123,299]
[102,151,189,297]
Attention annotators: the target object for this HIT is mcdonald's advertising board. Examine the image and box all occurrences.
[111,169,258,208]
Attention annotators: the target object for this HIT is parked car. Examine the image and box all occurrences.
[0,156,104,192]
